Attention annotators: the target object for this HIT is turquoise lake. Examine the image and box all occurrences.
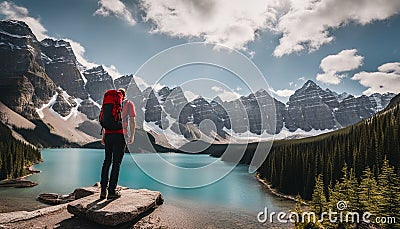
[0,148,293,226]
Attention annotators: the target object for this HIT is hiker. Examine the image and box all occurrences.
[99,88,136,199]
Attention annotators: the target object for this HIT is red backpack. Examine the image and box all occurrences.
[99,90,123,131]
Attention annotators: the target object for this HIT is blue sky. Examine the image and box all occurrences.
[1,0,400,102]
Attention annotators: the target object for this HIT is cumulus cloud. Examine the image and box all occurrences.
[140,0,281,50]
[316,49,364,85]
[133,76,150,91]
[102,64,123,79]
[316,72,345,85]
[211,86,240,101]
[352,62,400,95]
[320,49,364,73]
[378,62,400,74]
[270,88,295,98]
[64,39,97,68]
[138,0,400,56]
[0,1,47,40]
[273,0,400,57]
[94,0,136,26]
[183,90,198,102]
[65,41,124,80]
[316,72,346,85]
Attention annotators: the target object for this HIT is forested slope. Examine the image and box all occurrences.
[258,94,400,200]
[0,122,41,180]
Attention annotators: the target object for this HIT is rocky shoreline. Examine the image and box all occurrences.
[0,181,294,228]
[0,162,41,188]
[0,179,38,188]
[0,184,165,228]
[256,173,307,205]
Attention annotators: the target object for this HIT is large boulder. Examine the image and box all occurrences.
[67,186,163,226]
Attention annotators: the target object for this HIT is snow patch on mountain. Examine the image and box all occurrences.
[36,93,58,119]
[143,120,189,148]
[88,96,101,109]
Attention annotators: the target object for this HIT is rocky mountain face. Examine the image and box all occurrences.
[119,75,145,128]
[52,89,73,117]
[83,66,114,104]
[158,87,187,118]
[114,74,133,90]
[285,80,395,130]
[0,20,56,119]
[137,80,394,141]
[40,38,87,99]
[77,99,99,120]
[0,20,396,147]
[286,80,337,131]
[143,88,168,129]
[334,93,393,127]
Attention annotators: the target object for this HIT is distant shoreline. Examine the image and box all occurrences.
[255,173,307,204]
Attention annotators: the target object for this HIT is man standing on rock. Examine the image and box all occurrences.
[100,88,136,199]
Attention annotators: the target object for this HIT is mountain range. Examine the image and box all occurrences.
[0,20,395,149]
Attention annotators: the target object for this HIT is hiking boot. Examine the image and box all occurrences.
[100,189,107,199]
[107,190,121,199]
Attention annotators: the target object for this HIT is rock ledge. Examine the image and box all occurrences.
[67,185,163,226]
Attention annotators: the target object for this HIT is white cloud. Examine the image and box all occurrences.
[183,90,198,102]
[0,1,47,40]
[211,86,240,101]
[272,0,400,57]
[67,41,126,81]
[133,76,149,91]
[66,40,125,80]
[378,62,400,74]
[138,0,400,56]
[248,51,255,59]
[94,0,136,26]
[140,0,282,50]
[317,49,364,85]
[352,62,400,95]
[133,75,164,92]
[102,64,123,79]
[320,49,364,73]
[64,39,97,69]
[211,86,223,93]
[270,88,295,98]
[316,72,345,85]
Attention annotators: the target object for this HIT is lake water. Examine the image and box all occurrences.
[0,148,293,227]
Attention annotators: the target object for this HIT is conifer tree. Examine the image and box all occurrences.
[293,195,305,229]
[377,157,400,226]
[358,167,379,215]
[311,174,327,215]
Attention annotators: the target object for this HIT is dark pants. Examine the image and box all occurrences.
[100,133,126,193]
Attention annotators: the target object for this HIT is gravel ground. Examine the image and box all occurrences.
[0,200,292,228]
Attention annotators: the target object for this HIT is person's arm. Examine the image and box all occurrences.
[128,117,135,144]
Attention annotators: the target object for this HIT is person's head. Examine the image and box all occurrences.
[118,88,126,99]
